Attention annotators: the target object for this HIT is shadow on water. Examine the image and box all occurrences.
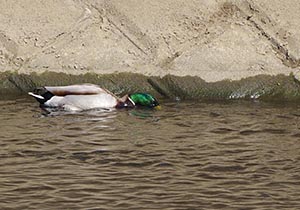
[1,96,300,209]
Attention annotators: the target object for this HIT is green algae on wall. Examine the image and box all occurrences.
[1,71,300,101]
[0,71,157,98]
[149,74,300,101]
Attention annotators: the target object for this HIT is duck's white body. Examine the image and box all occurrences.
[28,84,131,111]
[45,93,118,111]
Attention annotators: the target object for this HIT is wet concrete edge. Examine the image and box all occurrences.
[1,71,300,101]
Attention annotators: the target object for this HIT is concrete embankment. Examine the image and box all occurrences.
[1,0,300,100]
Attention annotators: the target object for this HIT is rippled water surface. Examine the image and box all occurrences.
[1,97,300,209]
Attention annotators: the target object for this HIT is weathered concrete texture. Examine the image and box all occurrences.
[1,0,300,82]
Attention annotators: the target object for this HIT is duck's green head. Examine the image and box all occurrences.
[128,93,160,109]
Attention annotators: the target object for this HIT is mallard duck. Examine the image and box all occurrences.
[28,84,160,111]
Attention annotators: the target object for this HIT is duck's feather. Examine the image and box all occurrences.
[44,84,107,96]
[44,93,118,110]
[28,92,45,100]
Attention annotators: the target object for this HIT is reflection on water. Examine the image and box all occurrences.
[1,97,300,209]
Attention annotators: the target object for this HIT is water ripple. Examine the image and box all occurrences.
[0,98,300,209]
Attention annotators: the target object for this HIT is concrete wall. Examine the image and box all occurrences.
[1,0,300,82]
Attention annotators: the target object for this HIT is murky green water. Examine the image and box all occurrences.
[1,97,300,209]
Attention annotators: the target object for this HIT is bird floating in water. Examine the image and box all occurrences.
[28,84,160,111]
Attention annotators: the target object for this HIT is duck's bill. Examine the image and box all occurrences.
[154,105,161,110]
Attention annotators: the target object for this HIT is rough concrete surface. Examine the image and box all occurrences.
[0,0,300,82]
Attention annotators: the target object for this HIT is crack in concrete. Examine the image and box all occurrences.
[91,2,157,59]
[91,2,150,56]
[17,3,97,72]
[239,0,300,68]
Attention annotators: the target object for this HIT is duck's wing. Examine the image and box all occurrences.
[29,84,116,105]
[44,84,107,96]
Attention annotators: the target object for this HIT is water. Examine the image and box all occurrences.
[1,97,300,209]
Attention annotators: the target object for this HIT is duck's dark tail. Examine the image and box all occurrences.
[28,87,54,104]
